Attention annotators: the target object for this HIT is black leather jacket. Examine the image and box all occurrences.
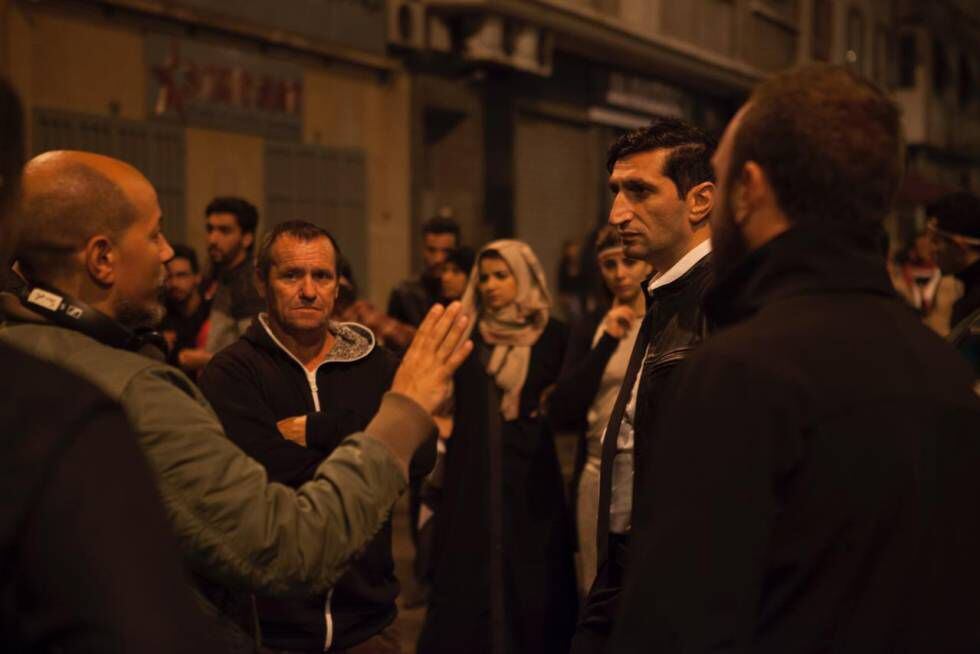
[596,252,713,564]
[629,254,713,527]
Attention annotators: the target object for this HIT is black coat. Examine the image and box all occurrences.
[199,320,428,651]
[612,225,980,653]
[418,318,578,654]
[571,254,712,653]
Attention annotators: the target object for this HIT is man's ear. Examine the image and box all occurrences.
[242,231,255,251]
[739,161,774,220]
[83,235,115,286]
[686,181,715,228]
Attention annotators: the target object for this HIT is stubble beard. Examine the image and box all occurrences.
[710,194,750,281]
[115,291,166,331]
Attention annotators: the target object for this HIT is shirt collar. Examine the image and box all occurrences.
[647,239,712,293]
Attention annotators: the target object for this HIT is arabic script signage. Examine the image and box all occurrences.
[146,35,303,140]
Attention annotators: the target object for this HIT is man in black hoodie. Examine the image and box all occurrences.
[201,221,430,653]
[612,65,980,652]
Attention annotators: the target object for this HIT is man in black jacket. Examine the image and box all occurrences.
[201,220,430,653]
[570,118,716,653]
[612,64,980,652]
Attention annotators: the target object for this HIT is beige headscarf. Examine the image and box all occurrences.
[460,239,552,420]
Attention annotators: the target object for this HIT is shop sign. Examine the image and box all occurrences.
[146,35,303,140]
[605,71,693,119]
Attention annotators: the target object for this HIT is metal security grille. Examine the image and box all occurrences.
[265,141,368,290]
[33,109,187,243]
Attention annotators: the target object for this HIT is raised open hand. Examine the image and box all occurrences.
[391,302,473,415]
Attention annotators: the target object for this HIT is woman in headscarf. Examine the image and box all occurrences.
[417,240,577,654]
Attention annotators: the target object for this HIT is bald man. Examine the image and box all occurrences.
[0,150,473,649]
[0,83,212,653]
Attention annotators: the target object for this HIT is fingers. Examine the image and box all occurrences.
[444,339,473,374]
[409,303,446,357]
[429,302,462,353]
[435,307,470,362]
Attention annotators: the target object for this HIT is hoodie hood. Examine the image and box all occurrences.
[247,315,377,365]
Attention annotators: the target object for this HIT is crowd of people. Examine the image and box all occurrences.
[2,62,980,654]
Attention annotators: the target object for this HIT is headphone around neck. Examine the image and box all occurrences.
[17,280,168,360]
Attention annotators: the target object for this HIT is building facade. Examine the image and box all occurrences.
[893,0,980,238]
[3,0,976,302]
[392,0,909,293]
[1,0,412,306]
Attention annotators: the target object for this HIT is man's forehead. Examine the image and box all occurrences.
[425,232,456,244]
[610,148,670,179]
[272,236,335,266]
[167,256,193,270]
[206,212,240,227]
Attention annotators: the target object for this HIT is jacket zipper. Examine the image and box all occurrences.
[257,321,333,649]
[299,369,334,651]
[257,316,379,651]
[301,371,333,651]
[302,372,334,651]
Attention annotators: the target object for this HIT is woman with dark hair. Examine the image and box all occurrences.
[549,226,652,594]
[417,240,577,654]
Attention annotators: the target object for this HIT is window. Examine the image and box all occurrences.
[811,0,833,62]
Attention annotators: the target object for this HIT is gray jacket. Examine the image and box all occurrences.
[0,309,431,641]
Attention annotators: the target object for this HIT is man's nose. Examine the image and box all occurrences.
[609,199,630,227]
[159,234,175,262]
[300,276,317,298]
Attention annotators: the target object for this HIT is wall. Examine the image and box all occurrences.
[2,1,412,304]
[305,64,412,306]
[184,128,265,256]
